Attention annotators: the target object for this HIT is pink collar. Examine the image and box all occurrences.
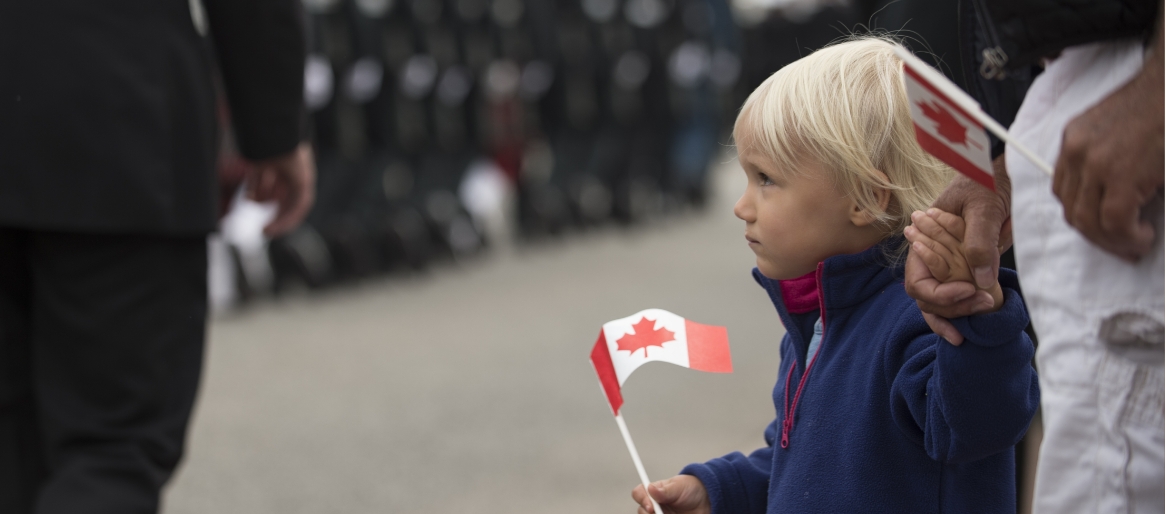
[779,269,820,314]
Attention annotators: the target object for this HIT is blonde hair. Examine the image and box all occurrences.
[733,36,953,252]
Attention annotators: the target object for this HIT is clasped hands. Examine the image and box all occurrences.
[904,204,1005,346]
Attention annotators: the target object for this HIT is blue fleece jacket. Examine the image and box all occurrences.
[681,241,1040,514]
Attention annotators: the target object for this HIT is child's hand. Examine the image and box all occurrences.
[905,209,1005,317]
[631,475,711,514]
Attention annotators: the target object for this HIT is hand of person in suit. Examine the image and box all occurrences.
[904,156,1012,345]
[1053,12,1164,261]
[246,142,316,236]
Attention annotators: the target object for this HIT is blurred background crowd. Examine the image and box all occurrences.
[210,0,966,312]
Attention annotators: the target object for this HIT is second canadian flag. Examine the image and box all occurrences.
[894,46,1054,188]
[898,53,996,190]
[590,308,732,415]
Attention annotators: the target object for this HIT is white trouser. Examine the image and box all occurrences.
[1008,39,1165,514]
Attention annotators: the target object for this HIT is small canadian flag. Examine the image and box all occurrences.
[897,49,996,191]
[590,308,732,415]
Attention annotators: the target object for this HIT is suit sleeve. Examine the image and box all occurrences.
[203,0,306,160]
[679,419,774,514]
[888,269,1040,463]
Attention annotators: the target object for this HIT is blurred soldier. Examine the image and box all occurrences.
[0,0,314,512]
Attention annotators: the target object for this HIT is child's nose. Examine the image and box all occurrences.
[733,194,754,222]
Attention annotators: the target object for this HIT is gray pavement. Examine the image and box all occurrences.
[162,158,789,514]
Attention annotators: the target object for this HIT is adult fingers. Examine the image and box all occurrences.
[922,311,963,346]
[925,291,996,317]
[263,148,317,237]
[1054,133,1085,230]
[958,204,1003,290]
[244,167,272,202]
[906,247,994,320]
[1051,154,1068,211]
[1053,122,1085,213]
[1069,168,1104,243]
[262,179,295,236]
[243,168,257,200]
[1097,182,1156,261]
[264,172,314,236]
[259,167,280,200]
[900,250,993,319]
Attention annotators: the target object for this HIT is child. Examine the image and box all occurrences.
[631,38,1038,514]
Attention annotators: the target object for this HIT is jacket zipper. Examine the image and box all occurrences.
[780,262,828,449]
[971,0,1009,79]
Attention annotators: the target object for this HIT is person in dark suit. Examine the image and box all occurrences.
[0,0,315,512]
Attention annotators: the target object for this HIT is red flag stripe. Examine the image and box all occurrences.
[590,330,623,415]
[914,126,996,190]
[684,320,732,373]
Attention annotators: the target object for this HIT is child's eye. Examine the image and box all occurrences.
[757,173,775,186]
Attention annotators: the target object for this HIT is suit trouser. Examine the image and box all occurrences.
[0,228,207,514]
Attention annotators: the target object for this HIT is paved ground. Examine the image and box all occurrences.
[162,158,790,513]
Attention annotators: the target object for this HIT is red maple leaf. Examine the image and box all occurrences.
[919,100,971,147]
[616,317,677,358]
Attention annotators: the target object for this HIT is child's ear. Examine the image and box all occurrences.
[848,170,892,227]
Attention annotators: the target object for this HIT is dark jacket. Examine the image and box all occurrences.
[974,0,1158,73]
[0,0,305,235]
[681,241,1040,514]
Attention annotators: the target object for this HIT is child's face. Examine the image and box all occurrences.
[733,130,884,280]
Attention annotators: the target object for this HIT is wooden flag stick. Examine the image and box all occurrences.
[615,413,664,514]
[893,47,1054,176]
[982,122,1056,177]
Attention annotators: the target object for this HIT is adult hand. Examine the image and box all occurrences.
[904,157,1011,344]
[1053,29,1164,261]
[245,142,317,237]
[632,475,710,514]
